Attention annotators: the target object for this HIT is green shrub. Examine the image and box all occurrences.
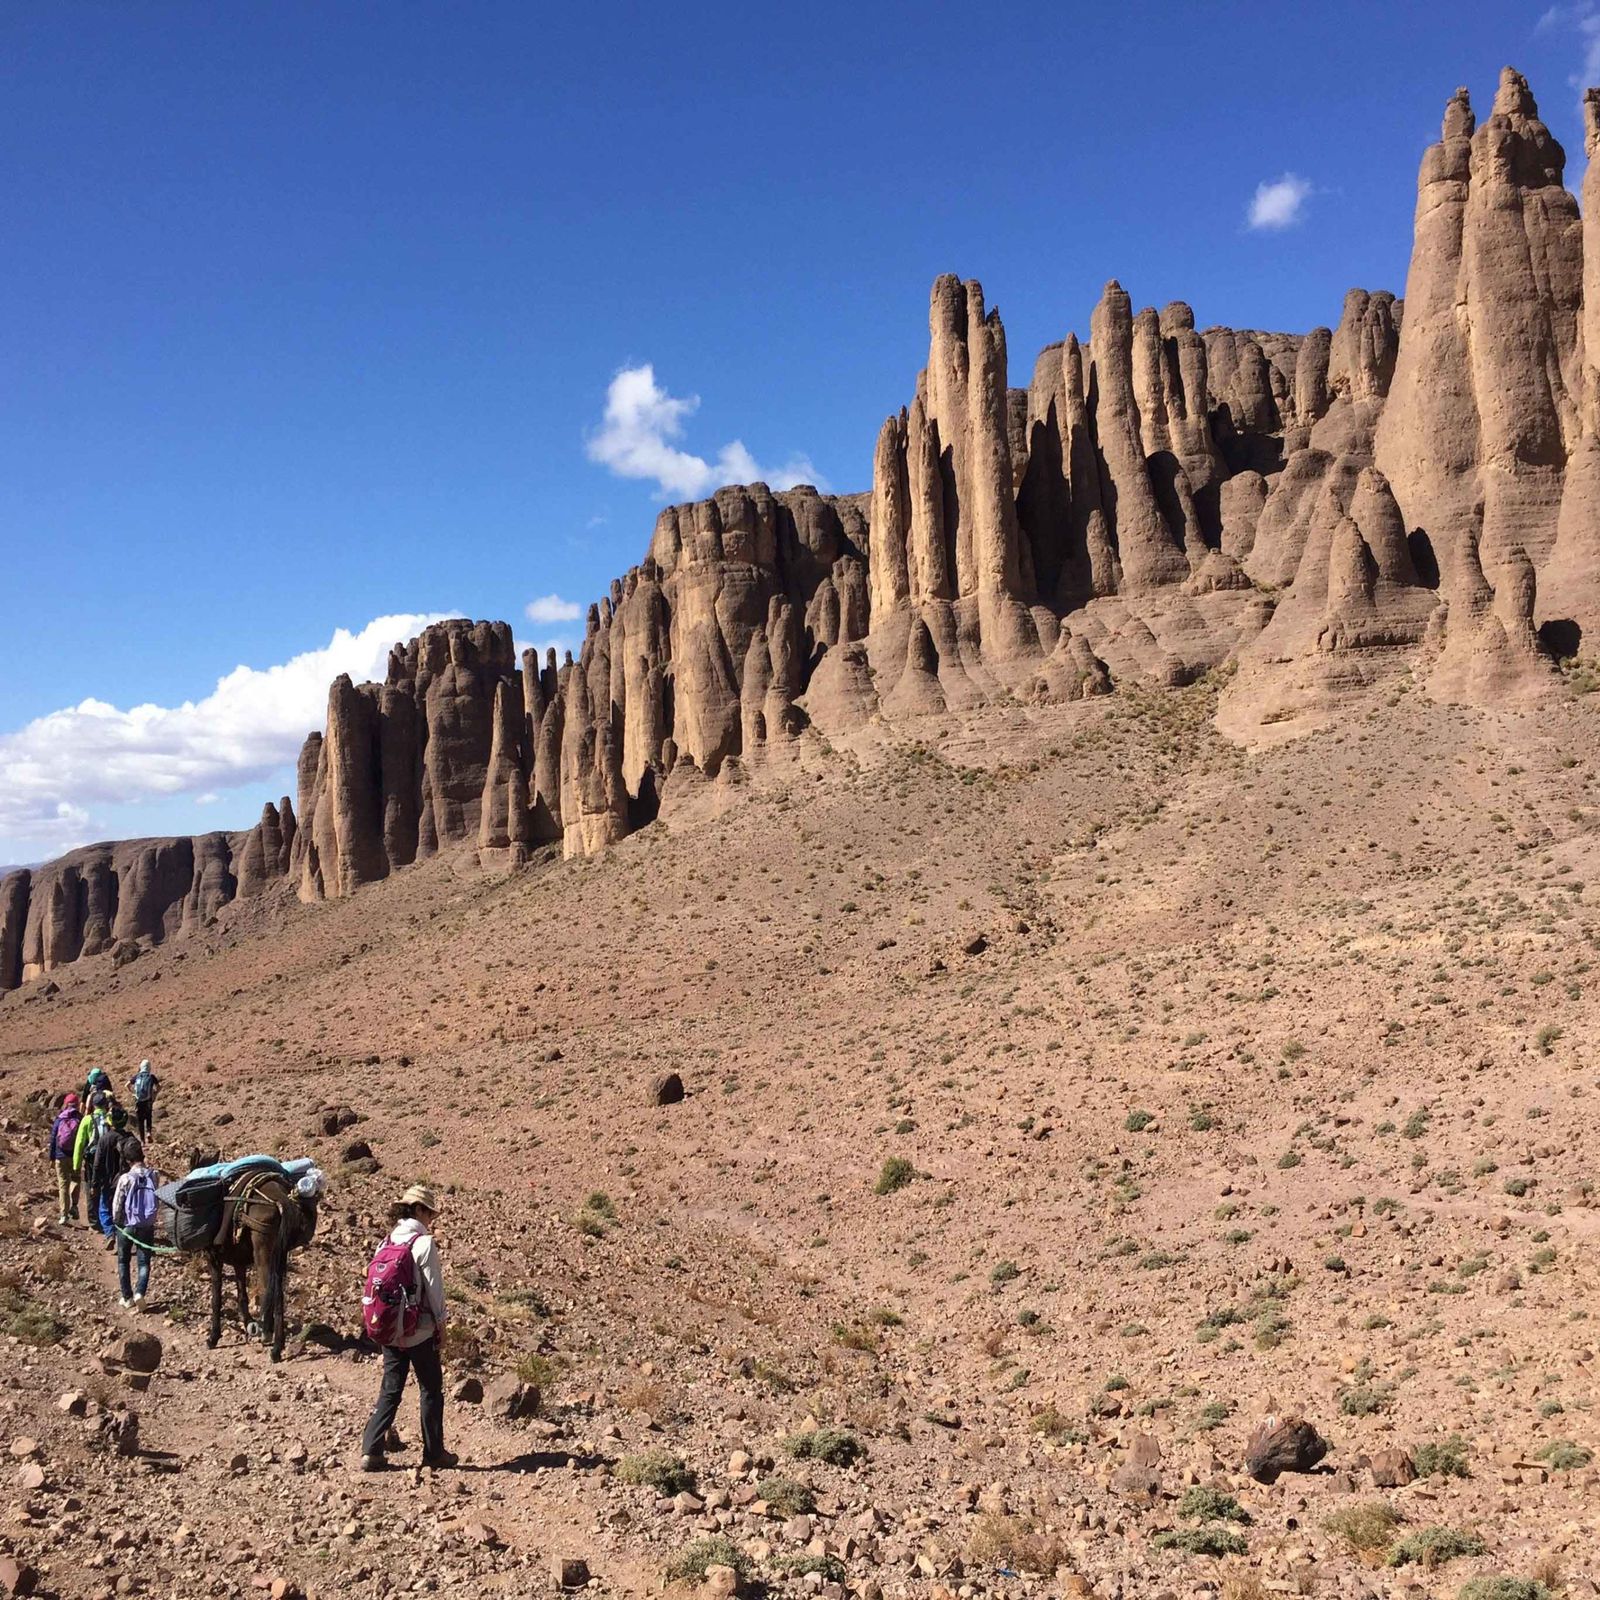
[617,1449,695,1494]
[1176,1486,1249,1524]
[1413,1435,1470,1479]
[1387,1526,1484,1567]
[1124,1109,1155,1132]
[1151,1527,1248,1557]
[755,1475,815,1517]
[1340,1384,1389,1416]
[1537,1438,1592,1471]
[1325,1501,1402,1559]
[874,1157,915,1195]
[664,1537,750,1583]
[990,1259,1020,1284]
[1457,1582,1553,1600]
[774,1553,847,1582]
[783,1427,862,1466]
[1029,1406,1085,1444]
[0,1287,67,1346]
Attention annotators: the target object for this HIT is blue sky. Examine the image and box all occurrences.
[3,1,1596,860]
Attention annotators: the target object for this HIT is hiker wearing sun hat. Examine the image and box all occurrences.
[359,1182,455,1471]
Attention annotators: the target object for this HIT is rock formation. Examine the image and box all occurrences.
[6,63,1599,990]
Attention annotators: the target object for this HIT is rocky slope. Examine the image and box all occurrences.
[2,670,1599,1600]
[5,66,1600,1001]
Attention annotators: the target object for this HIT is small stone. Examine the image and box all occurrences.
[0,1556,37,1597]
[16,1462,45,1492]
[7,1438,38,1458]
[1370,1447,1416,1488]
[57,1391,88,1417]
[452,1376,484,1404]
[728,1449,752,1476]
[229,1452,250,1474]
[463,1523,502,1548]
[551,1556,589,1589]
[116,1332,163,1374]
[699,1566,740,1600]
[650,1071,685,1106]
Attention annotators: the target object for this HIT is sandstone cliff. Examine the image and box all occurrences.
[5,64,1597,989]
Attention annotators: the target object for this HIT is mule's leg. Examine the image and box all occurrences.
[250,1228,271,1345]
[207,1254,223,1349]
[234,1254,252,1334]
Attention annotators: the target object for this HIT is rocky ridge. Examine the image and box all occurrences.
[5,66,1599,990]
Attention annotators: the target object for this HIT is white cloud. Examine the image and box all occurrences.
[1247,172,1312,231]
[525,593,583,625]
[586,363,822,500]
[0,611,457,857]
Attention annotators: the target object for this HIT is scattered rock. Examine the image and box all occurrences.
[1244,1414,1329,1483]
[1370,1447,1416,1488]
[650,1071,685,1106]
[0,1556,38,1597]
[114,1332,163,1374]
[551,1556,589,1589]
[452,1376,484,1404]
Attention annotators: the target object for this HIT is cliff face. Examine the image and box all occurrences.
[4,65,1596,990]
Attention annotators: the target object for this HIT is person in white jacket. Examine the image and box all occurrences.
[360,1184,456,1470]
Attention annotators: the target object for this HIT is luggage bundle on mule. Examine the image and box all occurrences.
[159,1154,324,1253]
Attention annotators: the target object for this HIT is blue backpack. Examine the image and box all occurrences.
[132,1067,154,1103]
[123,1169,158,1231]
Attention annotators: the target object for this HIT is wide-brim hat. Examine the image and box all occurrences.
[400,1183,442,1213]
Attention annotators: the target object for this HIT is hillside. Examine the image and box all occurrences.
[3,676,1599,1598]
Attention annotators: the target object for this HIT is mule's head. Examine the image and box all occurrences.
[187,1145,220,1175]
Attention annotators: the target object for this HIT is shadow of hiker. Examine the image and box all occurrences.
[458,1448,611,1474]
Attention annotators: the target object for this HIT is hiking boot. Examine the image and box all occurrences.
[422,1450,459,1470]
[360,1454,388,1473]
[132,1294,145,1310]
[104,1235,116,1251]
[119,1297,132,1309]
[57,1214,67,1226]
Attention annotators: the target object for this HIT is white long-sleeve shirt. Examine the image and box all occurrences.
[389,1218,447,1348]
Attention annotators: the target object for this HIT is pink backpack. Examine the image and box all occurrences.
[362,1236,420,1346]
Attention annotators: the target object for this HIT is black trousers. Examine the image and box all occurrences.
[360,1339,444,1460]
[135,1101,153,1142]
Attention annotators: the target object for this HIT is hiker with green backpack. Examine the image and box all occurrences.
[112,1140,159,1310]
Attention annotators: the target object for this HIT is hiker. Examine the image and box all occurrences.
[91,1105,134,1248]
[48,1092,83,1224]
[359,1183,456,1472]
[130,1059,159,1143]
[112,1139,159,1309]
[80,1067,110,1107]
[72,1096,108,1225]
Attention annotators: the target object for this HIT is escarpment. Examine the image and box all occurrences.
[6,64,1599,990]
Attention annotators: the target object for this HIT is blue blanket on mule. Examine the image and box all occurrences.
[182,1154,312,1188]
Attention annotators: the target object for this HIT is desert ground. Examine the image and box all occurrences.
[3,672,1600,1600]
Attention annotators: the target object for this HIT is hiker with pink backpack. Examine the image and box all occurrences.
[112,1140,160,1310]
[359,1183,456,1471]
